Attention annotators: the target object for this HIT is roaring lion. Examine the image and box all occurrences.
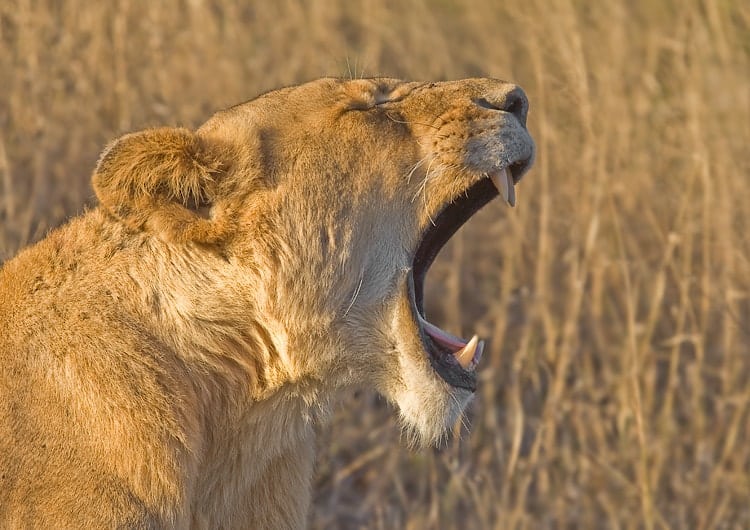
[0,78,534,528]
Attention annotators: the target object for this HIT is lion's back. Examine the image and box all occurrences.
[0,215,181,528]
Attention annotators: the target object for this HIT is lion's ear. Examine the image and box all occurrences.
[92,127,233,244]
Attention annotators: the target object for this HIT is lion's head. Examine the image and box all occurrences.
[92,78,534,446]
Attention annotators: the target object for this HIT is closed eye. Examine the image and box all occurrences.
[373,94,409,107]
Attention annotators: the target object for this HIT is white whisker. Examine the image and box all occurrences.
[405,155,430,184]
[343,272,364,317]
[412,157,437,204]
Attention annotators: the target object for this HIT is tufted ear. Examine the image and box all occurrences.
[92,127,234,244]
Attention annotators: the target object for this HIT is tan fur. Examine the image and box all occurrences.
[0,78,534,528]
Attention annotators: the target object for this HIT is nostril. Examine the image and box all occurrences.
[476,86,529,126]
[503,90,527,123]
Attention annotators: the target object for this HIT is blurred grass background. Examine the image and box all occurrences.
[1,0,749,528]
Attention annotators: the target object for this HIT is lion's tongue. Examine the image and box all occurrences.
[418,316,484,369]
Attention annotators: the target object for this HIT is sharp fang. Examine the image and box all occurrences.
[454,334,479,369]
[490,170,509,204]
[490,168,516,207]
[505,167,516,207]
[470,339,485,370]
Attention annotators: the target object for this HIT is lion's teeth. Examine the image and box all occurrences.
[490,168,516,207]
[506,167,516,207]
[454,334,479,369]
[490,170,509,204]
[470,339,485,370]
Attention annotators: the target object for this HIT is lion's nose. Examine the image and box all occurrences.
[475,86,529,127]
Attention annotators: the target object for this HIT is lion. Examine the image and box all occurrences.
[0,77,534,528]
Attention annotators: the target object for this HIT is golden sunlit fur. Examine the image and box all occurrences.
[0,78,533,528]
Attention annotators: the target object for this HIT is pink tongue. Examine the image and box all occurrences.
[418,317,468,352]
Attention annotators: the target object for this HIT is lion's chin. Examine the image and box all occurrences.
[393,373,474,448]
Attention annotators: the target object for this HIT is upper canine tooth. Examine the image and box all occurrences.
[490,168,515,207]
[490,170,509,204]
[505,167,516,207]
[454,334,479,369]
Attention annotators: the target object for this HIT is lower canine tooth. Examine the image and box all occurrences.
[470,340,485,369]
[454,334,479,369]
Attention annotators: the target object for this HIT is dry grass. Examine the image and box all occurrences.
[2,0,749,528]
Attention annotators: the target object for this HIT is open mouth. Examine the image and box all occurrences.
[408,161,528,391]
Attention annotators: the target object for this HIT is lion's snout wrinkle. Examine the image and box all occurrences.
[0,76,534,529]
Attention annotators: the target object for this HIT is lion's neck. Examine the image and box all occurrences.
[189,384,322,527]
[96,214,332,522]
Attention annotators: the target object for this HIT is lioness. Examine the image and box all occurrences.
[0,78,534,528]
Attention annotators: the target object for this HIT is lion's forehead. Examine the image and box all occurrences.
[232,77,517,118]
[201,78,526,152]
[258,77,421,113]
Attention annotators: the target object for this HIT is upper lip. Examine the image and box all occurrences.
[408,157,532,390]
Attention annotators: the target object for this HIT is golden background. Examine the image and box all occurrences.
[1,1,748,528]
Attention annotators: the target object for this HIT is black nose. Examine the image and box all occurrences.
[475,86,529,127]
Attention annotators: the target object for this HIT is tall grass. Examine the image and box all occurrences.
[1,0,748,527]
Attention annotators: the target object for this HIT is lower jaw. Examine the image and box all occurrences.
[406,270,477,392]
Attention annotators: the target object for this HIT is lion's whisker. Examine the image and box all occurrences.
[412,157,437,204]
[343,272,364,318]
[405,154,430,184]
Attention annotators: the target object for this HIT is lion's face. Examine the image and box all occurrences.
[93,78,534,445]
